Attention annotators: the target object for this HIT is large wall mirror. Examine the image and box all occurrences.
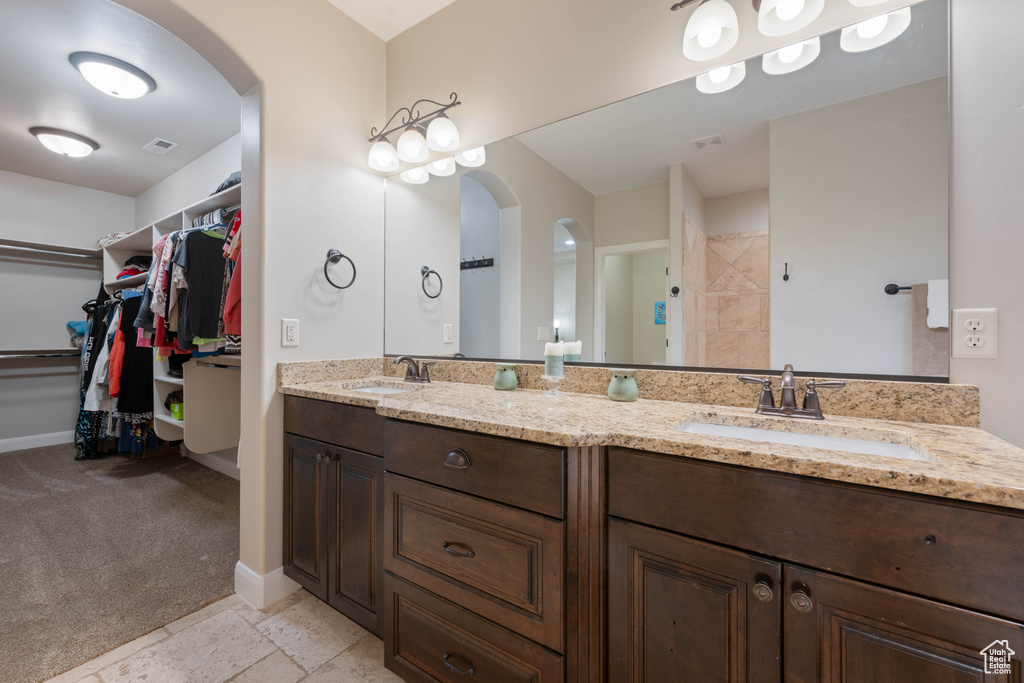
[384,0,949,378]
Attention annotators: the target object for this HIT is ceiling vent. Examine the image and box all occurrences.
[143,138,178,155]
[691,133,725,151]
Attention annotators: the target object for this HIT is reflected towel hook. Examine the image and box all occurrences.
[884,283,911,295]
[421,266,443,299]
[324,249,356,289]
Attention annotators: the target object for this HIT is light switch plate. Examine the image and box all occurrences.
[443,324,453,344]
[281,318,299,347]
[538,327,552,341]
[951,309,997,359]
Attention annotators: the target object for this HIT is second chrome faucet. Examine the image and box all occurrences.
[739,364,845,420]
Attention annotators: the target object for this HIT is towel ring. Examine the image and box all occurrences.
[324,249,356,289]
[421,266,443,299]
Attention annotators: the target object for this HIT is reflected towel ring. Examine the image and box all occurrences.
[421,266,443,299]
[324,249,356,289]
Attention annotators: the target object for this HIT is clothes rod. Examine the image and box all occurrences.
[0,349,80,359]
[0,238,102,261]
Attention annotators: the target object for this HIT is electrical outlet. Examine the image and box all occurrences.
[952,309,997,359]
[538,327,552,341]
[443,324,453,344]
[281,319,299,347]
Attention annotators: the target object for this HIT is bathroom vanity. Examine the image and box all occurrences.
[280,360,1024,683]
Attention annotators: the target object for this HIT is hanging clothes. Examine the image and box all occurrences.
[113,294,153,423]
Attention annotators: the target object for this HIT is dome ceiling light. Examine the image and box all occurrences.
[696,61,747,93]
[368,92,463,170]
[755,0,824,37]
[672,0,740,62]
[840,7,912,52]
[29,127,99,157]
[762,36,821,74]
[69,52,156,99]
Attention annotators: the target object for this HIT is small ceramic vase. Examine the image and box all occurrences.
[608,369,639,402]
[493,363,518,391]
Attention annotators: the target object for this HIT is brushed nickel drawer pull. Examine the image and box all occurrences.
[752,581,774,602]
[442,541,475,558]
[444,448,470,469]
[443,653,475,675]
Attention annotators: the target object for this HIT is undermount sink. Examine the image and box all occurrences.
[677,417,932,461]
[348,385,411,395]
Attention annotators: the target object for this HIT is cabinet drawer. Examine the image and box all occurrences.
[284,395,384,456]
[385,420,565,518]
[386,575,564,683]
[608,447,1024,622]
[385,474,564,652]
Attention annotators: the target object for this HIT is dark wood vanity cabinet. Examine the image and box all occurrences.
[607,447,1024,683]
[283,396,385,635]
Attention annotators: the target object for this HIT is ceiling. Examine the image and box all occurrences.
[326,0,458,41]
[0,0,240,197]
[515,0,948,198]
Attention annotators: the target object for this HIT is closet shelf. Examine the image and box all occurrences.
[0,237,101,261]
[155,376,185,386]
[101,227,153,252]
[155,414,185,429]
[104,273,149,291]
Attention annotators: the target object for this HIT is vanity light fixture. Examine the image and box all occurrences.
[696,61,746,94]
[672,0,740,62]
[29,127,99,157]
[427,157,457,176]
[454,146,486,168]
[400,165,430,185]
[368,93,461,169]
[69,52,156,99]
[840,7,912,52]
[755,0,824,37]
[762,36,821,74]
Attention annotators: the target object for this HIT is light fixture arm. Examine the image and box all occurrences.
[369,92,461,143]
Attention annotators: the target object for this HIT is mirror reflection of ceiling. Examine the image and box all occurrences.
[514,0,947,198]
[554,221,576,255]
[0,0,241,196]
[326,0,458,41]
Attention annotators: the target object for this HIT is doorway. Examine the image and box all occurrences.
[594,240,670,365]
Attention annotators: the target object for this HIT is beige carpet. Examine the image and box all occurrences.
[0,444,240,683]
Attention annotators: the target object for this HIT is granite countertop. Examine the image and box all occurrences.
[279,376,1024,511]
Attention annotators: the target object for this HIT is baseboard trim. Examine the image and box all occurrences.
[234,562,301,609]
[0,430,75,454]
[187,449,240,481]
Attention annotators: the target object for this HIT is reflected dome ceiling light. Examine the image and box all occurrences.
[368,137,400,172]
[673,0,740,62]
[400,166,430,184]
[29,127,99,157]
[762,36,821,75]
[565,240,575,245]
[426,113,460,152]
[696,60,746,94]
[454,146,486,168]
[367,92,461,171]
[755,0,824,37]
[427,157,457,176]
[840,7,912,52]
[69,52,156,99]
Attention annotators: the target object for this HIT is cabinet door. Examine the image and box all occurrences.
[283,434,328,600]
[608,518,782,683]
[784,566,1024,683]
[326,446,383,636]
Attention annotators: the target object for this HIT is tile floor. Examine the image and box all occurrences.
[45,590,404,683]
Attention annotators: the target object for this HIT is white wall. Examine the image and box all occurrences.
[949,0,1024,447]
[770,79,948,375]
[460,176,501,357]
[705,189,769,237]
[594,181,669,248]
[0,170,134,447]
[134,133,241,227]
[553,258,576,342]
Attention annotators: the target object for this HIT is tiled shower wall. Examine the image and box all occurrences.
[682,213,707,365]
[706,230,770,368]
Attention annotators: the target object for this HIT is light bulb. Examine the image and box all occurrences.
[778,43,803,64]
[397,126,429,163]
[856,14,888,39]
[428,157,456,176]
[565,240,575,245]
[454,146,486,168]
[30,127,99,157]
[426,114,460,152]
[708,66,732,84]
[697,23,723,48]
[69,52,156,99]
[400,166,430,184]
[367,138,399,172]
[776,0,805,21]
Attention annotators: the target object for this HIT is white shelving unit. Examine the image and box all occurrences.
[100,184,242,460]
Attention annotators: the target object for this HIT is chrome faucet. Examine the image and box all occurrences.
[738,365,845,420]
[392,356,434,383]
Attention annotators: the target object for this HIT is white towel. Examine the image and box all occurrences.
[927,279,949,329]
